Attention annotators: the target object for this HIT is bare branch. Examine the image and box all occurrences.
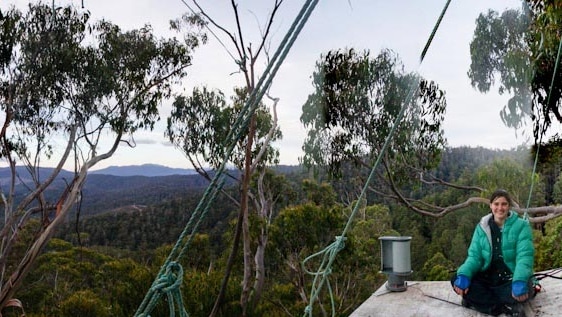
[190,0,245,66]
[250,94,279,172]
[419,172,485,191]
[527,212,562,223]
[372,159,562,221]
[188,153,241,208]
[378,158,489,217]
[250,0,283,68]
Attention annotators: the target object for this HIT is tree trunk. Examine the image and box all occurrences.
[252,232,267,308]
[240,116,257,317]
[208,197,245,317]
[0,169,86,310]
[251,169,273,308]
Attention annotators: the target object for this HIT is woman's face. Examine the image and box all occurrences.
[490,196,510,223]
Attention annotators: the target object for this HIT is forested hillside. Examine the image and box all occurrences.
[55,146,525,250]
[7,145,553,317]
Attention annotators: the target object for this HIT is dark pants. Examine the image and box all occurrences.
[451,273,534,316]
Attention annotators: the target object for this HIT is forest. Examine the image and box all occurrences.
[2,0,562,316]
[2,145,561,317]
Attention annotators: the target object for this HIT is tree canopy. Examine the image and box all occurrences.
[0,3,206,311]
[300,48,447,210]
[468,1,562,140]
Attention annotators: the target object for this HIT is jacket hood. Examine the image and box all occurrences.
[478,211,518,247]
[479,210,518,229]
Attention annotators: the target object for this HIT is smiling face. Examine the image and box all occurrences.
[490,196,510,225]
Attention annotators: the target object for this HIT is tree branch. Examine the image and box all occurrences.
[250,94,278,172]
[419,172,485,191]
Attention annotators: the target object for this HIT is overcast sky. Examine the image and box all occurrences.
[3,0,528,170]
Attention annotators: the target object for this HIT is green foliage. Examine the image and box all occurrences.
[348,203,394,269]
[265,199,394,316]
[535,216,562,271]
[300,48,446,181]
[301,179,337,206]
[421,252,454,281]
[9,146,555,316]
[1,3,205,157]
[57,193,237,255]
[269,203,344,254]
[474,157,545,206]
[553,173,562,204]
[532,135,562,204]
[60,290,111,317]
[0,2,208,309]
[181,269,242,317]
[18,239,153,316]
[166,86,282,170]
[468,8,530,95]
[468,2,562,140]
[257,283,307,317]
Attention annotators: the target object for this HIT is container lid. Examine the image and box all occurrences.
[379,236,412,241]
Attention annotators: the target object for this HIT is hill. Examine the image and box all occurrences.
[90,163,197,177]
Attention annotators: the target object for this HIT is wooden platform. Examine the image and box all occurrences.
[350,269,562,316]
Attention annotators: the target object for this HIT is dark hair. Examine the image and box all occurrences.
[490,189,513,206]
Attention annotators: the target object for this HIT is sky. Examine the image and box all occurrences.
[2,0,529,170]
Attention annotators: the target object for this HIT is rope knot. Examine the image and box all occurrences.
[152,261,184,293]
[334,235,346,251]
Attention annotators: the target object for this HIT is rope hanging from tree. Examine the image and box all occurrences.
[524,32,562,221]
[301,1,452,316]
[134,0,320,316]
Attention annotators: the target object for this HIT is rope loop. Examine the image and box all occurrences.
[152,261,184,293]
[150,262,189,317]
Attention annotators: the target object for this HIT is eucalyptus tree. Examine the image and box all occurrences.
[266,194,392,316]
[467,1,562,208]
[166,1,286,315]
[0,3,205,312]
[468,1,562,145]
[529,135,562,204]
[302,45,562,222]
[167,87,283,316]
[301,48,450,214]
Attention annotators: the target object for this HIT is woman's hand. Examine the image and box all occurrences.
[512,281,529,302]
[453,275,470,295]
[453,285,469,295]
[512,292,528,302]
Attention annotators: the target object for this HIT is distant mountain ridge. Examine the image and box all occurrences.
[90,164,197,177]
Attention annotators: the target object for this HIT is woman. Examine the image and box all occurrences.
[451,189,535,316]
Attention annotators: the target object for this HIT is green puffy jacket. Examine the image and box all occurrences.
[457,211,534,283]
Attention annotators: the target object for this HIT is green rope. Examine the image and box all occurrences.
[137,262,188,317]
[301,1,452,315]
[223,0,320,146]
[134,0,319,316]
[524,30,562,220]
[421,0,451,62]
